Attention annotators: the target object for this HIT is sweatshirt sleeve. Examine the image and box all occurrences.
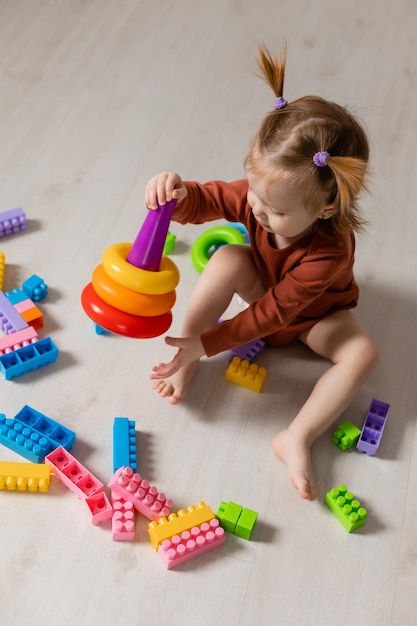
[200,244,356,356]
[173,179,249,224]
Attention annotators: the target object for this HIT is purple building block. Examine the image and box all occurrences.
[0,291,28,334]
[0,208,27,237]
[231,339,266,363]
[356,398,390,456]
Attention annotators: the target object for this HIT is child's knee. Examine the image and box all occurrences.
[353,335,379,374]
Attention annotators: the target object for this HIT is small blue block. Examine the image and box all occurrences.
[22,274,48,302]
[5,288,27,304]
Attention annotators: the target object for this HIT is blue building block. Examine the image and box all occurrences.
[356,398,390,456]
[0,337,59,380]
[0,414,53,462]
[113,417,137,472]
[14,405,75,451]
[0,291,28,334]
[95,324,111,335]
[5,288,27,304]
[22,274,48,302]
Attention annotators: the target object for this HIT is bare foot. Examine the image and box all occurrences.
[151,361,199,404]
[272,428,318,501]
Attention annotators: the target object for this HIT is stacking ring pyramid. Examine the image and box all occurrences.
[81,200,179,338]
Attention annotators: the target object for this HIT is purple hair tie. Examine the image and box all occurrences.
[274,96,288,110]
[313,151,330,167]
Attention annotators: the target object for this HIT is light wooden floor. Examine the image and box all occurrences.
[1,1,416,625]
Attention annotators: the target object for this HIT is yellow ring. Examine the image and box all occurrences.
[102,243,180,295]
[92,264,176,316]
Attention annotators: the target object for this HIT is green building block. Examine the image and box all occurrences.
[325,484,367,532]
[235,507,258,540]
[216,501,242,533]
[216,501,258,539]
[332,420,361,451]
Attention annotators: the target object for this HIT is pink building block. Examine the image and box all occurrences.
[158,519,226,569]
[0,325,38,355]
[45,446,104,500]
[111,492,135,541]
[85,491,113,525]
[14,298,36,313]
[108,466,173,521]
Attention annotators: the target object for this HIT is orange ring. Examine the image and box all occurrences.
[102,243,179,295]
[91,264,176,316]
[81,283,172,338]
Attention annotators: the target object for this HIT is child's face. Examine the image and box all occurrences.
[247,175,327,244]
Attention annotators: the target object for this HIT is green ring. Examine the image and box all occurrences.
[191,226,247,273]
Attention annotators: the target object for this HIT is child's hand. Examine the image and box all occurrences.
[150,336,205,378]
[145,172,188,209]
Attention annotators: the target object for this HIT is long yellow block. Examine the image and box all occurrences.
[0,460,51,492]
[148,501,215,550]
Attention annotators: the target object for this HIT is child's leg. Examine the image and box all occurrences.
[272,310,379,501]
[152,244,266,403]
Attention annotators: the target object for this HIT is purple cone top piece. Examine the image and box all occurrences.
[127,199,177,272]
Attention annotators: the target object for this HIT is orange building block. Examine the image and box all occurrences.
[20,306,44,330]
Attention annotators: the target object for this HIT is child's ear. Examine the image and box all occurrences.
[320,204,336,220]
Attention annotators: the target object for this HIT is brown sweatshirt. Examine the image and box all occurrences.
[173,179,358,357]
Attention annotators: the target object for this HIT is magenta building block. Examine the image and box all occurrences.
[126,200,176,271]
[85,492,113,525]
[45,446,104,499]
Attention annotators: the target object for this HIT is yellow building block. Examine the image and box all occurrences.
[148,501,215,550]
[0,460,51,492]
[225,356,267,392]
[0,251,4,289]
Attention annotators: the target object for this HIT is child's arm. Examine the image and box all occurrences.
[145,173,249,223]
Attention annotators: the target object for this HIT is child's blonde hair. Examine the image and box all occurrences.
[245,45,370,233]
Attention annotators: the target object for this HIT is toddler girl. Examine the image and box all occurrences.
[145,46,379,501]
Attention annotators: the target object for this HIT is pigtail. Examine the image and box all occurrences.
[256,44,286,99]
[326,156,369,232]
